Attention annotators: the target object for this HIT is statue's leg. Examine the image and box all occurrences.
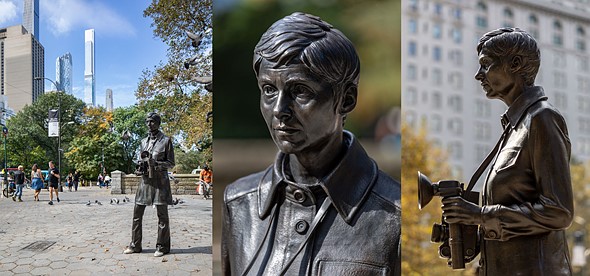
[130,204,146,251]
[156,204,170,253]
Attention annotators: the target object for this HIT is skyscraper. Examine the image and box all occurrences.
[56,52,72,94]
[0,25,44,113]
[106,88,113,111]
[22,0,39,41]
[84,29,95,106]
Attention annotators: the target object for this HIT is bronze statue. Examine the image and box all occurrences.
[124,112,175,257]
[435,28,573,275]
[222,12,401,275]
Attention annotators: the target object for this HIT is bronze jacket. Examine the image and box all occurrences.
[479,87,573,275]
[222,132,401,275]
[134,130,175,206]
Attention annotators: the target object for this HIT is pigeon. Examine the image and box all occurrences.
[110,198,119,204]
[186,31,203,48]
[86,201,91,206]
[96,200,102,205]
[173,198,179,205]
[123,196,130,203]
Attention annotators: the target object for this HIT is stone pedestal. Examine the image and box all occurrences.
[111,170,123,194]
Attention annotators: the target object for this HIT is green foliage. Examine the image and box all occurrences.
[5,91,85,171]
[112,106,148,173]
[137,0,212,163]
[174,148,208,173]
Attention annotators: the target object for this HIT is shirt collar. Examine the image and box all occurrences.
[257,131,378,225]
[502,86,547,129]
[149,130,163,140]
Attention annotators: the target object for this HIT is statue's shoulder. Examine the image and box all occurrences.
[371,171,401,210]
[224,169,270,203]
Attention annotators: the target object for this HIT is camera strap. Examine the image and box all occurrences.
[465,124,511,193]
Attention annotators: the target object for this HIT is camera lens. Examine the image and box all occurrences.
[431,223,448,243]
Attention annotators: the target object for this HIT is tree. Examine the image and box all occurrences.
[5,91,85,171]
[137,0,212,162]
[401,123,475,275]
[65,106,124,180]
[112,105,148,174]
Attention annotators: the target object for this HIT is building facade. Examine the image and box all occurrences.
[84,29,95,106]
[106,88,113,111]
[402,0,590,184]
[56,52,72,94]
[0,25,44,114]
[22,0,39,41]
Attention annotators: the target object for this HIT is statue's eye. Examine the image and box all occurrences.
[262,85,278,97]
[293,85,315,101]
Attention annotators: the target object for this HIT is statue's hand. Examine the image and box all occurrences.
[442,196,482,225]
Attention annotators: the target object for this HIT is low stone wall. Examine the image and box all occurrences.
[110,170,200,195]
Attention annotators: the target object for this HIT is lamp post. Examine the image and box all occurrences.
[34,77,62,190]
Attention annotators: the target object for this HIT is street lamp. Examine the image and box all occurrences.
[34,77,63,189]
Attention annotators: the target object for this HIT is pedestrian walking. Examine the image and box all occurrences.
[47,161,60,205]
[67,172,73,192]
[12,165,25,202]
[73,170,80,191]
[30,164,43,201]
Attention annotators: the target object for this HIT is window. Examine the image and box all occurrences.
[578,77,590,91]
[475,99,491,118]
[434,3,443,15]
[430,115,442,132]
[449,72,463,89]
[433,46,442,62]
[476,16,488,28]
[577,26,586,52]
[432,91,442,109]
[554,72,567,88]
[409,41,417,56]
[405,87,418,105]
[553,51,566,68]
[452,7,462,20]
[408,64,417,80]
[448,95,462,112]
[452,28,462,44]
[432,68,442,85]
[409,0,419,11]
[503,8,514,27]
[448,118,463,135]
[476,2,488,29]
[449,49,463,66]
[476,2,487,11]
[405,111,417,128]
[579,57,589,72]
[448,142,463,159]
[409,19,418,34]
[475,122,490,140]
[553,20,563,46]
[528,14,539,39]
[433,24,442,39]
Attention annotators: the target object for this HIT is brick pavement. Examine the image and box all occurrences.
[0,186,212,275]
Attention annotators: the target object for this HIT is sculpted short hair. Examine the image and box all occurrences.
[253,12,360,94]
[477,28,540,86]
[146,112,162,124]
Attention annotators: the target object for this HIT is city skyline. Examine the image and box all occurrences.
[0,0,168,109]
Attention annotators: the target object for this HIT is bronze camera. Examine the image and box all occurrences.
[135,151,155,178]
[417,172,480,269]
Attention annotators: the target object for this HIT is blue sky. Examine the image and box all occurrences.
[0,0,169,108]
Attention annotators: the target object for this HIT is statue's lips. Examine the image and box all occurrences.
[274,126,299,135]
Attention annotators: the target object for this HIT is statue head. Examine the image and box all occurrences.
[253,12,359,154]
[146,112,162,132]
[476,28,540,86]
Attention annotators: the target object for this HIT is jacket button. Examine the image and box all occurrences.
[293,189,306,203]
[295,220,308,234]
[486,230,497,239]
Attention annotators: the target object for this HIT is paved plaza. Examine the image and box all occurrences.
[0,186,212,275]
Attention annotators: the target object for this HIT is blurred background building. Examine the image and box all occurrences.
[84,28,95,106]
[106,88,113,111]
[402,0,590,185]
[55,52,72,94]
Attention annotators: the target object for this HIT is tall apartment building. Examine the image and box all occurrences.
[106,88,113,111]
[0,25,44,113]
[22,0,39,41]
[56,52,72,94]
[402,0,590,185]
[84,29,95,106]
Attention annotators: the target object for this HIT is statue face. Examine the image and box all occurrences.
[146,118,160,132]
[475,48,521,105]
[258,59,343,155]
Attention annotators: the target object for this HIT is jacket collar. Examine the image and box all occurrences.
[502,86,547,129]
[257,131,378,225]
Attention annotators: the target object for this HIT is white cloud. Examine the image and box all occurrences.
[41,0,135,37]
[0,0,17,25]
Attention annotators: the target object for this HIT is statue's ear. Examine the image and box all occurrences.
[510,55,523,73]
[340,84,357,115]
